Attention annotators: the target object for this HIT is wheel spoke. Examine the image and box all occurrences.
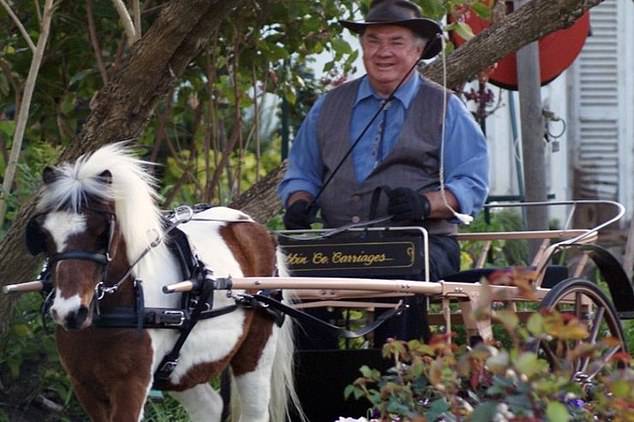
[538,281,626,389]
[588,306,605,344]
[585,345,621,381]
[541,341,561,370]
[574,291,582,320]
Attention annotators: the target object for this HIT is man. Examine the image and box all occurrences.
[278,0,489,345]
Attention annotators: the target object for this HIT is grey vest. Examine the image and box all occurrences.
[317,75,457,235]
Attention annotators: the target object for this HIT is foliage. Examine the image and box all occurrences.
[0,294,83,418]
[346,308,634,421]
[460,209,528,270]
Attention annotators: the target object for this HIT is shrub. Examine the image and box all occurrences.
[345,306,634,421]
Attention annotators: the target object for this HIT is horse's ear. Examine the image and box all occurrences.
[42,166,58,185]
[98,170,112,185]
[25,216,46,256]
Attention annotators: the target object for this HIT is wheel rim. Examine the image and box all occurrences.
[537,280,625,389]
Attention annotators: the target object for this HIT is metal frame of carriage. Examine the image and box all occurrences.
[265,199,634,349]
[5,199,634,371]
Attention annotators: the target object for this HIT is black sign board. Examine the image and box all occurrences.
[278,230,425,278]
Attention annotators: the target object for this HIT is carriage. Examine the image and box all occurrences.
[4,145,634,421]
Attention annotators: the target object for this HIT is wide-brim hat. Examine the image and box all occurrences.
[339,0,442,59]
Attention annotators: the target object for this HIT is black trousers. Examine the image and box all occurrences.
[295,235,460,350]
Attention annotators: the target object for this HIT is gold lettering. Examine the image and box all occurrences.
[287,252,308,266]
[331,251,390,266]
[312,252,329,264]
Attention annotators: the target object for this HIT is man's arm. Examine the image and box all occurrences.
[287,190,315,207]
[437,94,490,219]
[277,96,326,208]
[424,190,460,219]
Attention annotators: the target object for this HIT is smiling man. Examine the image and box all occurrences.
[278,0,489,346]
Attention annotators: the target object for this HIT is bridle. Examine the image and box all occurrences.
[42,207,118,302]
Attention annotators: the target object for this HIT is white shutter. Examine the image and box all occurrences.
[572,0,620,200]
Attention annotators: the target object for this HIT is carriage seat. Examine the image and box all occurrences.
[442,265,569,289]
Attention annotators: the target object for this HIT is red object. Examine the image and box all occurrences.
[451,9,590,90]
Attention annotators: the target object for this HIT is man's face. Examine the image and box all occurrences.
[361,25,425,96]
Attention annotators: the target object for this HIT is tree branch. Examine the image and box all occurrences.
[0,0,55,225]
[423,0,604,86]
[132,0,142,39]
[0,0,36,53]
[86,0,109,85]
[111,0,138,46]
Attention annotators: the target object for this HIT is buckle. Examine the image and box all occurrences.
[162,310,186,327]
[158,359,179,377]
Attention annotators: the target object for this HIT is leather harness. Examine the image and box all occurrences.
[38,207,405,389]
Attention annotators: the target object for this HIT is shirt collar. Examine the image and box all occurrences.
[355,72,421,108]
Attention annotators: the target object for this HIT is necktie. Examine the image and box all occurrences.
[373,101,391,169]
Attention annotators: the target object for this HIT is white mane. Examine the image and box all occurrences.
[37,143,167,274]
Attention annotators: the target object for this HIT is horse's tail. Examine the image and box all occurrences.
[269,248,306,422]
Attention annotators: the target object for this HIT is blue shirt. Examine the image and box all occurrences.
[278,74,489,217]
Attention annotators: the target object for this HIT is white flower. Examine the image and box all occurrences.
[493,403,515,422]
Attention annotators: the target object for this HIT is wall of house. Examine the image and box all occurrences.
[485,0,634,228]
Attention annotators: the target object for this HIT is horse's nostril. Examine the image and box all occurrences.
[64,305,89,330]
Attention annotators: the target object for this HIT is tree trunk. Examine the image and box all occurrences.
[0,0,247,340]
[0,0,606,338]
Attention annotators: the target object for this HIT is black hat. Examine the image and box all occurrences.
[339,0,442,59]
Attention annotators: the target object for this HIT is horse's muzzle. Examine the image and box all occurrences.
[61,305,91,330]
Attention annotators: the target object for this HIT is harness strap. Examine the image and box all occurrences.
[153,275,216,388]
[250,293,406,339]
[49,251,110,266]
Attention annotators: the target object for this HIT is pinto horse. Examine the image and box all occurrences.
[25,144,301,422]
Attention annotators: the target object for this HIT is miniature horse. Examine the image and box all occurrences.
[25,144,301,421]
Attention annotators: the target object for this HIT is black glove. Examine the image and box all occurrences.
[386,187,431,221]
[283,200,317,229]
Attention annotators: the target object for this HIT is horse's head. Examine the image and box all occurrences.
[27,166,129,330]
[25,144,163,330]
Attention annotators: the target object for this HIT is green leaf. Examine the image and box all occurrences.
[527,312,544,335]
[68,68,94,87]
[359,365,380,380]
[471,401,498,422]
[0,120,16,138]
[611,379,632,398]
[452,21,476,41]
[12,324,30,337]
[419,0,446,19]
[546,401,570,422]
[514,352,547,378]
[471,2,492,19]
[425,398,450,421]
[331,37,352,55]
[60,94,76,115]
[344,384,357,399]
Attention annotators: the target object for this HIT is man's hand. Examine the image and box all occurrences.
[386,187,431,221]
[283,200,316,229]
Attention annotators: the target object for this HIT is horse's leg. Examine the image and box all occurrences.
[108,379,151,422]
[231,320,278,422]
[71,380,110,422]
[169,383,223,422]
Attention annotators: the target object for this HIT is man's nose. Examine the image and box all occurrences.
[375,44,393,56]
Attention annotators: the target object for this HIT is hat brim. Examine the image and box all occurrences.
[339,18,442,59]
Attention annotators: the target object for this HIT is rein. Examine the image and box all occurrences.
[308,37,440,212]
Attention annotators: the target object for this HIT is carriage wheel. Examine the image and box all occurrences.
[536,278,626,389]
